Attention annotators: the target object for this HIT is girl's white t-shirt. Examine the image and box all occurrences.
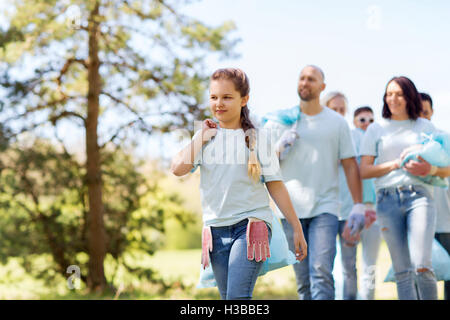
[192,127,282,227]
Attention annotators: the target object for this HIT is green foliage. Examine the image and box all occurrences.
[0,0,238,292]
[0,138,197,287]
[0,0,239,137]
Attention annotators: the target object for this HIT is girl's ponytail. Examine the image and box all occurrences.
[241,105,261,183]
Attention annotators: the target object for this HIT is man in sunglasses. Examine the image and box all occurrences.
[354,106,375,132]
[324,100,381,300]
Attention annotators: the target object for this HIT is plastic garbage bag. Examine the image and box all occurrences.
[197,214,298,288]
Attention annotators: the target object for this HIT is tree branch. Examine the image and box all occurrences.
[57,57,89,86]
[49,110,86,126]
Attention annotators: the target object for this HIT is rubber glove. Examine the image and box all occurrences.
[276,127,299,160]
[364,203,377,229]
[246,218,271,262]
[342,203,365,244]
[201,226,213,269]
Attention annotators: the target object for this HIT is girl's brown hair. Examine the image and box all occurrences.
[210,68,261,183]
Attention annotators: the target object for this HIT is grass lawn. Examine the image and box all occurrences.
[0,239,444,299]
[147,239,444,300]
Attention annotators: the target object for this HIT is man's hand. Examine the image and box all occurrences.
[342,204,365,245]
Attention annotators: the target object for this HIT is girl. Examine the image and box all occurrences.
[360,76,439,300]
[171,68,307,300]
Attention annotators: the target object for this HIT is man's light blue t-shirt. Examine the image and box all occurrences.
[264,106,356,219]
[192,127,282,228]
[360,118,436,192]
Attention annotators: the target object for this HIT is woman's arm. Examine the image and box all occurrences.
[360,155,400,179]
[435,165,450,178]
[265,180,307,261]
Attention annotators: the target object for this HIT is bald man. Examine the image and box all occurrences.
[263,65,363,300]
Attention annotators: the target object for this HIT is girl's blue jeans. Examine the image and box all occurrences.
[209,219,271,300]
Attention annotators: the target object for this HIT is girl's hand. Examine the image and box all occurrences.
[201,226,213,269]
[202,119,218,143]
[293,228,307,261]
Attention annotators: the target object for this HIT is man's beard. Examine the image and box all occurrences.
[298,88,316,101]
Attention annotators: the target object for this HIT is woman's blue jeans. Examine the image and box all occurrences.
[209,219,271,300]
[377,185,437,300]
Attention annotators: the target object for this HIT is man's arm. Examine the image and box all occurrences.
[341,157,363,204]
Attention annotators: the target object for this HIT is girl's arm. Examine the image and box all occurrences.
[265,180,307,261]
[170,119,217,176]
[360,155,400,179]
[170,132,204,176]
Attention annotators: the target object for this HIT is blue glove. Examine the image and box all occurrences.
[343,204,365,245]
[276,127,299,160]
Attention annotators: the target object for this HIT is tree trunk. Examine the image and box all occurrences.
[86,1,107,292]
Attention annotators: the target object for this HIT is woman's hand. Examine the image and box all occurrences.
[403,156,434,176]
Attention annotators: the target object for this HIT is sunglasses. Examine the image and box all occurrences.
[357,117,374,124]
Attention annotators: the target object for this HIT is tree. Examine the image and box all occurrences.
[0,138,195,291]
[0,0,238,292]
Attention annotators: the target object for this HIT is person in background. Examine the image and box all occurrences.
[352,106,382,300]
[419,92,450,300]
[263,66,364,300]
[324,92,381,300]
[360,76,440,299]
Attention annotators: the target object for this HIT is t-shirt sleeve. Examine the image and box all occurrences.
[339,120,357,159]
[420,118,436,136]
[360,123,379,157]
[257,128,283,182]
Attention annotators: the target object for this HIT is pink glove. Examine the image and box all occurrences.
[246,218,271,262]
[201,226,213,269]
[342,203,365,246]
[364,204,377,229]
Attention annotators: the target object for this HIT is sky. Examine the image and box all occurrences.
[1,0,450,162]
[182,0,450,129]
